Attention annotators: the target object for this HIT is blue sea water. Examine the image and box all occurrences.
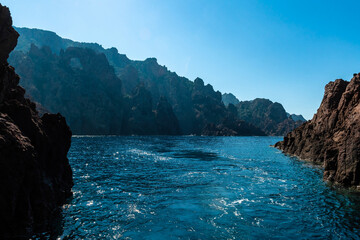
[57,136,360,239]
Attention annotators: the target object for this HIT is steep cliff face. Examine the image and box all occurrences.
[10,44,124,134]
[9,29,266,136]
[275,75,360,188]
[155,96,181,135]
[122,85,157,135]
[0,5,73,238]
[236,98,305,136]
[202,103,266,136]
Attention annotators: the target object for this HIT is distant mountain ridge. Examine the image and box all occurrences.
[222,93,240,106]
[288,113,306,122]
[222,93,305,135]
[235,98,305,136]
[9,27,304,135]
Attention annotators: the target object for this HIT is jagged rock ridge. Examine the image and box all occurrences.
[275,74,360,188]
[222,93,240,106]
[0,5,73,238]
[236,98,305,136]
[10,27,305,136]
[9,29,268,136]
[221,93,306,136]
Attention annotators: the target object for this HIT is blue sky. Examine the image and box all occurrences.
[3,0,360,119]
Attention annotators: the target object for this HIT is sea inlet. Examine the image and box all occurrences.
[48,136,360,239]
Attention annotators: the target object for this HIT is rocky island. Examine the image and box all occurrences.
[275,74,360,188]
[0,4,73,238]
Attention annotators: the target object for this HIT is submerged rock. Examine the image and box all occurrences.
[275,74,360,188]
[0,4,73,238]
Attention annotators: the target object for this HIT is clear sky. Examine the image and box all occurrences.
[2,0,360,119]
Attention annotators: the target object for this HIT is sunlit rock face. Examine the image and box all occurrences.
[222,93,240,106]
[276,74,360,187]
[0,4,73,238]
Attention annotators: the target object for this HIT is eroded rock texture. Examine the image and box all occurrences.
[237,98,305,136]
[275,75,360,187]
[10,28,266,136]
[0,4,73,238]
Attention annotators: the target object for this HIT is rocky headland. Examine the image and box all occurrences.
[275,74,360,188]
[0,5,73,238]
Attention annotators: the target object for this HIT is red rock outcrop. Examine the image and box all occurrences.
[275,74,360,188]
[0,4,73,238]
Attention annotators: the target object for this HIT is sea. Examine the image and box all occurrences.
[44,136,360,239]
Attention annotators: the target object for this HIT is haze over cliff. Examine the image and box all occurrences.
[9,27,305,136]
[222,94,305,135]
[236,98,305,136]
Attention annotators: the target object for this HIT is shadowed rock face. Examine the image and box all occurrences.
[11,44,125,134]
[9,29,267,136]
[236,98,305,136]
[0,4,73,238]
[275,75,360,188]
[0,6,18,65]
[155,96,181,135]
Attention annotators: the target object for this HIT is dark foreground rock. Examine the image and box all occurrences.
[0,4,73,238]
[275,74,360,188]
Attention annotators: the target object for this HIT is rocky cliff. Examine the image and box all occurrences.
[9,29,267,136]
[236,98,305,136]
[0,5,73,238]
[275,74,360,188]
[11,44,125,134]
[222,93,240,106]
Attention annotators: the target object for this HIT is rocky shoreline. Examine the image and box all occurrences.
[0,4,73,238]
[275,74,360,189]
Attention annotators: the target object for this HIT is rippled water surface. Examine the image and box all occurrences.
[58,136,360,239]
